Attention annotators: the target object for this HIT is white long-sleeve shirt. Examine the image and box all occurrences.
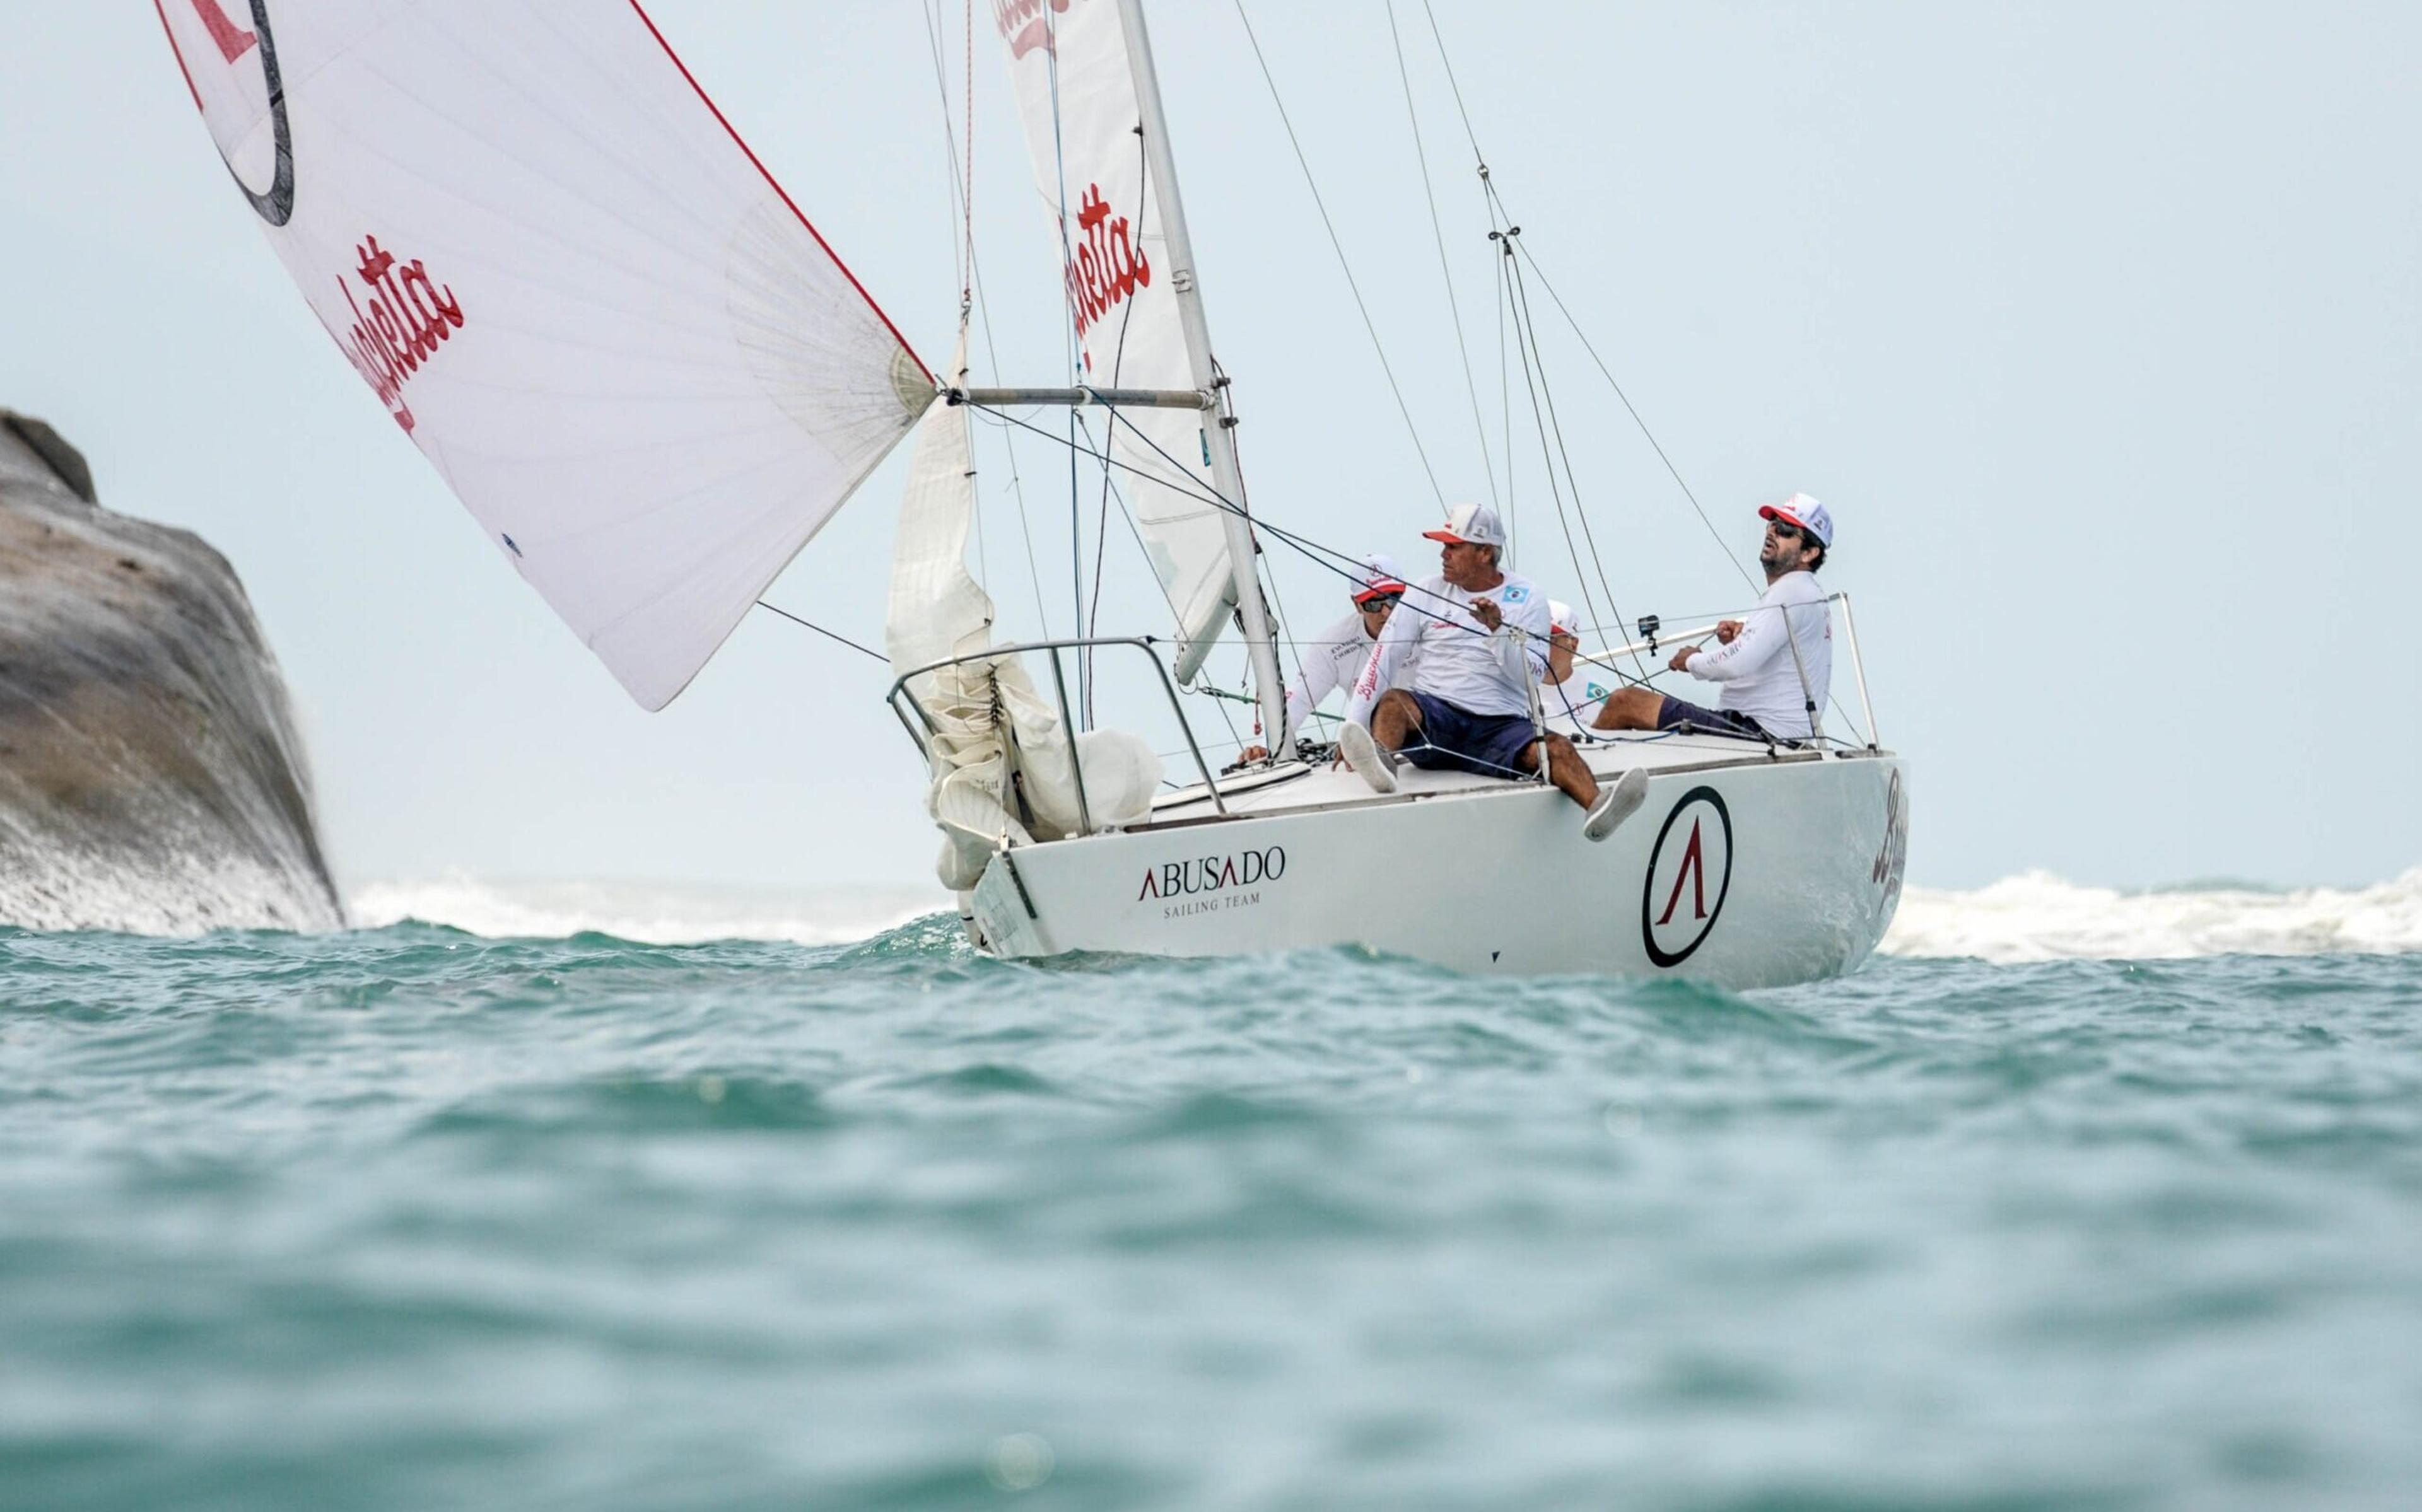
[1346,572,1552,726]
[1277,610,1420,749]
[1682,569,1832,738]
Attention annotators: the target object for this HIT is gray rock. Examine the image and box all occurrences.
[0,410,342,933]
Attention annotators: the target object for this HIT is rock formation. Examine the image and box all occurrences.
[0,410,342,933]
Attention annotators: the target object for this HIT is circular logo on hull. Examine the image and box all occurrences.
[1641,786,1734,967]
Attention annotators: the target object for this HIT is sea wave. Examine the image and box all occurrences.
[346,875,949,946]
[1881,868,2422,963]
[344,869,2422,963]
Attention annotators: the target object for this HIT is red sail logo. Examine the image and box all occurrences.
[995,0,1073,60]
[1067,183,1152,347]
[326,235,467,435]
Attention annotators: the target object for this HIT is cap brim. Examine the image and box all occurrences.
[1353,581,1407,603]
[1757,504,1805,529]
[1420,528,1465,544]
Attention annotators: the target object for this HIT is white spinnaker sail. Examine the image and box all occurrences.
[995,0,1237,661]
[154,0,934,709]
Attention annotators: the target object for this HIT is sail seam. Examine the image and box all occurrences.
[624,0,935,389]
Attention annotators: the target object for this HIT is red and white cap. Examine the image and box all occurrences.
[1351,553,1408,604]
[1422,502,1508,550]
[1758,492,1834,548]
[1549,600,1578,637]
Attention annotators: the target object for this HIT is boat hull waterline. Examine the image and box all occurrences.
[967,753,1910,986]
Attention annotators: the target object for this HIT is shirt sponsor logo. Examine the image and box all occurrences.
[1642,786,1733,968]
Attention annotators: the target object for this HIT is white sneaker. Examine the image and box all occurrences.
[1338,723,1398,794]
[1582,767,1649,842]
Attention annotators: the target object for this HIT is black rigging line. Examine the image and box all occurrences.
[1081,127,1157,727]
[1495,234,1605,651]
[971,397,1660,697]
[1508,236,1757,592]
[1417,0,1489,165]
[1386,0,1496,513]
[1415,0,1751,595]
[918,0,1053,632]
[1231,0,1446,508]
[1495,225,1515,537]
[1502,235,1650,678]
[754,600,886,663]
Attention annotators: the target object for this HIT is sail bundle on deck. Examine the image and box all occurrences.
[887,339,1161,890]
[155,0,934,709]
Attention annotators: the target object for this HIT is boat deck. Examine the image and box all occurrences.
[1136,728,1861,832]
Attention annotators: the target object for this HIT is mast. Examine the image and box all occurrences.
[1113,0,1289,756]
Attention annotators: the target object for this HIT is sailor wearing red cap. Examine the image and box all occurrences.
[1340,504,1647,842]
[1594,493,1835,741]
[1237,554,1420,762]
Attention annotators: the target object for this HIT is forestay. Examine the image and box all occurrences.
[153,0,934,709]
[994,1,1237,666]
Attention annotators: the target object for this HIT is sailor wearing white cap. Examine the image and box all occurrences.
[1545,599,1581,694]
[1237,554,1420,762]
[1541,599,1605,727]
[1340,504,1647,842]
[1594,493,1835,741]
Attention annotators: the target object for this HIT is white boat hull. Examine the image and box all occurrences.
[966,745,1910,987]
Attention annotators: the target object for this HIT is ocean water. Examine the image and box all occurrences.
[4,875,2420,1511]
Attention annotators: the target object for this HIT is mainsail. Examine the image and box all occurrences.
[153,0,934,709]
[994,0,1240,667]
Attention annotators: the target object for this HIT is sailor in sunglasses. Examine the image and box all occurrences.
[1592,494,1836,743]
[1337,504,1648,842]
[1237,554,1420,764]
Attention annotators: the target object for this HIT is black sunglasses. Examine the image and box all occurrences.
[1357,594,1401,611]
[1768,521,1803,540]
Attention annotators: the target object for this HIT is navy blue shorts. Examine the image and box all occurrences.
[1402,690,1542,779]
[1656,693,1769,741]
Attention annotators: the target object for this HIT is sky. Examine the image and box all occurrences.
[1,2,2413,893]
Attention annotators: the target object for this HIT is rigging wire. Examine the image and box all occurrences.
[1419,7,1864,738]
[1495,219,1515,538]
[835,397,1857,743]
[753,600,886,662]
[1079,127,1157,727]
[1498,240,1600,634]
[919,0,1053,634]
[916,0,986,587]
[1040,3,1092,663]
[1385,0,1497,515]
[1508,236,1757,592]
[1231,0,1446,508]
[1501,233,1650,678]
[972,398,1661,701]
[1415,0,1753,593]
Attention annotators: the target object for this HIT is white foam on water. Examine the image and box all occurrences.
[347,875,952,946]
[1880,869,2422,963]
[346,870,2422,962]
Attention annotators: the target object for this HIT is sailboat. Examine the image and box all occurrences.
[154,0,1909,986]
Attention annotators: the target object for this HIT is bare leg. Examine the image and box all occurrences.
[1516,731,1599,810]
[1369,689,1424,753]
[1593,687,1666,732]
